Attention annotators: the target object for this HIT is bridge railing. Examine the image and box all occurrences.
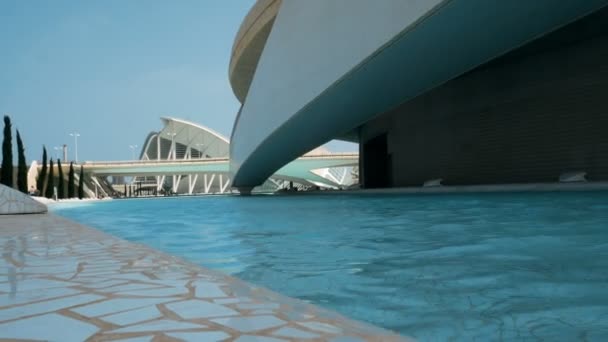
[82,153,358,167]
[82,157,229,166]
[297,152,359,159]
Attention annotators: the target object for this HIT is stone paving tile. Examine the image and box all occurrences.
[193,279,227,298]
[329,337,367,342]
[211,315,287,333]
[109,273,162,282]
[100,305,163,326]
[0,286,81,307]
[166,299,239,319]
[237,302,281,310]
[73,297,171,317]
[273,326,321,339]
[137,278,191,288]
[297,321,344,334]
[214,297,252,304]
[0,293,104,321]
[155,273,195,281]
[0,278,73,292]
[235,336,288,342]
[109,319,205,333]
[251,309,276,315]
[99,283,167,293]
[113,337,154,342]
[79,279,130,289]
[117,286,188,297]
[21,263,84,274]
[166,331,231,341]
[0,214,409,341]
[0,313,98,342]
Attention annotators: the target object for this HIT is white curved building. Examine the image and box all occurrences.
[141,117,230,161]
[136,117,231,194]
[134,117,356,194]
[229,0,608,192]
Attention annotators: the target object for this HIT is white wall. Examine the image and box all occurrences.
[231,0,444,171]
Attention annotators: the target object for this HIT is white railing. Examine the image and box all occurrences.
[83,153,358,167]
[82,157,229,166]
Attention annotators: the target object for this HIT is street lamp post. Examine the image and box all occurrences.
[129,145,138,160]
[69,132,80,162]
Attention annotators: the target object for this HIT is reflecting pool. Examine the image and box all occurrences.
[53,192,608,340]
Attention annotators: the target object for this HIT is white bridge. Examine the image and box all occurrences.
[77,117,359,196]
[83,153,358,195]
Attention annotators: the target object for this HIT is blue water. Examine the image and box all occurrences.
[53,192,608,340]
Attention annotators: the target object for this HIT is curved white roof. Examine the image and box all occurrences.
[141,117,230,160]
[161,117,230,144]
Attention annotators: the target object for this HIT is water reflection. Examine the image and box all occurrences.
[3,239,19,299]
[7,266,16,299]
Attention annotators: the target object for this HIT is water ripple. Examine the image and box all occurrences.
[54,192,608,340]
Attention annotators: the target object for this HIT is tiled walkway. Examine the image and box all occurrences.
[0,214,407,341]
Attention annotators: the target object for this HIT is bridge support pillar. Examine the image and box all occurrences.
[236,186,253,196]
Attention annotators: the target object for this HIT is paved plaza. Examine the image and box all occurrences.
[0,214,406,341]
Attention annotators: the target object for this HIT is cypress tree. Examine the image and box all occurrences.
[37,146,48,195]
[68,162,75,198]
[16,130,28,193]
[46,159,54,199]
[57,159,65,199]
[1,116,13,187]
[78,165,84,199]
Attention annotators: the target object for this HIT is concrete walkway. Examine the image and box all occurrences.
[0,214,406,341]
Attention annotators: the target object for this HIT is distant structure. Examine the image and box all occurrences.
[132,117,233,194]
[140,117,230,162]
[126,117,357,195]
[228,0,608,191]
[26,116,357,198]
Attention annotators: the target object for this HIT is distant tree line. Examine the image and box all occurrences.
[38,148,84,199]
[1,115,84,199]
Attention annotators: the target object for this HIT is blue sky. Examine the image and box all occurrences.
[1,0,255,162]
